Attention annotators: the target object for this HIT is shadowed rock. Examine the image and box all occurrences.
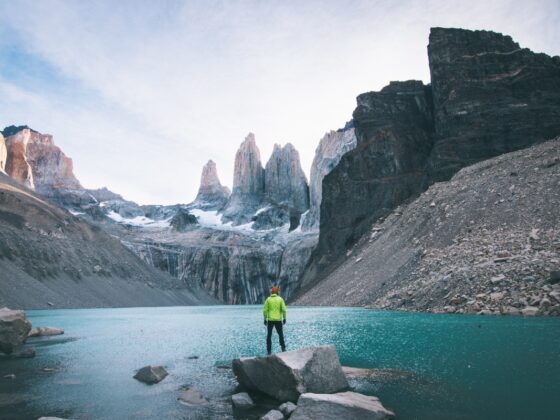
[290,392,394,420]
[232,345,348,402]
[0,308,32,354]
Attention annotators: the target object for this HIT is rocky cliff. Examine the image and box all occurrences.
[264,143,309,214]
[301,123,357,231]
[4,128,34,189]
[301,28,560,288]
[193,160,230,209]
[294,138,560,316]
[222,133,265,224]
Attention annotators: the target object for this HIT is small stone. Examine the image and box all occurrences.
[231,392,254,409]
[490,274,505,284]
[260,409,284,420]
[279,401,297,417]
[187,355,199,360]
[430,202,436,207]
[539,298,551,308]
[521,306,539,316]
[47,302,54,307]
[490,292,504,301]
[549,290,560,302]
[133,365,168,384]
[42,367,57,372]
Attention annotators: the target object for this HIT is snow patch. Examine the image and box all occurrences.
[69,210,85,216]
[106,211,171,228]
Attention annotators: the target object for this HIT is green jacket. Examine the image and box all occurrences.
[263,294,287,322]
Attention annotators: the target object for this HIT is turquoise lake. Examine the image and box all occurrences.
[0,306,559,419]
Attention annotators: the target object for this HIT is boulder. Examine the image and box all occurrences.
[232,345,349,402]
[0,307,32,354]
[279,401,297,417]
[133,365,168,384]
[261,409,285,420]
[231,392,254,409]
[290,392,395,420]
[28,327,64,337]
[177,387,208,406]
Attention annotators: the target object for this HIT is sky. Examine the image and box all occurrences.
[0,0,559,205]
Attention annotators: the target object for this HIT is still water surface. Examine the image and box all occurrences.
[0,306,559,419]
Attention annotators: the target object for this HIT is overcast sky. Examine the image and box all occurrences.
[1,0,559,204]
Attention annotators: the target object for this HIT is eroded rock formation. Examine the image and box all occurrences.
[194,160,230,209]
[222,133,265,224]
[264,143,309,214]
[4,129,34,188]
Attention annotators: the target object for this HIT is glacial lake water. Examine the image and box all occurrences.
[0,306,559,420]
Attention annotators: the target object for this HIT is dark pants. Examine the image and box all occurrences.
[266,321,286,354]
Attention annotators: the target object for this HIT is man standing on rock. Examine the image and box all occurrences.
[263,285,287,355]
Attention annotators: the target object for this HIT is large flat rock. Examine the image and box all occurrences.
[291,391,395,420]
[0,307,32,354]
[232,345,348,402]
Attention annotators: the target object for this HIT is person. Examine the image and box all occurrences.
[263,285,286,355]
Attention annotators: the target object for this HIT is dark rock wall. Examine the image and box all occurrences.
[304,27,560,287]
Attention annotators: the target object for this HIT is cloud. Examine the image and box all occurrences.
[0,0,558,204]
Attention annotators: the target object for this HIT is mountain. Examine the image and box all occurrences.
[294,138,560,316]
[193,160,231,209]
[0,171,214,309]
[300,27,560,292]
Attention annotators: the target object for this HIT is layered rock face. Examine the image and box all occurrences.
[428,28,560,180]
[302,123,357,231]
[193,160,230,209]
[302,28,560,287]
[309,81,433,276]
[264,143,309,214]
[222,133,265,224]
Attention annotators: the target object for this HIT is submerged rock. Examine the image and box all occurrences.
[232,345,348,402]
[28,327,64,337]
[0,307,32,354]
[290,392,394,420]
[177,387,209,406]
[231,392,254,409]
[133,365,168,384]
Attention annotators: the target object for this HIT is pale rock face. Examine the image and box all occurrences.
[302,125,357,231]
[264,143,310,214]
[0,133,6,173]
[194,159,230,209]
[4,128,81,193]
[25,129,81,194]
[222,133,265,224]
[4,129,34,189]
